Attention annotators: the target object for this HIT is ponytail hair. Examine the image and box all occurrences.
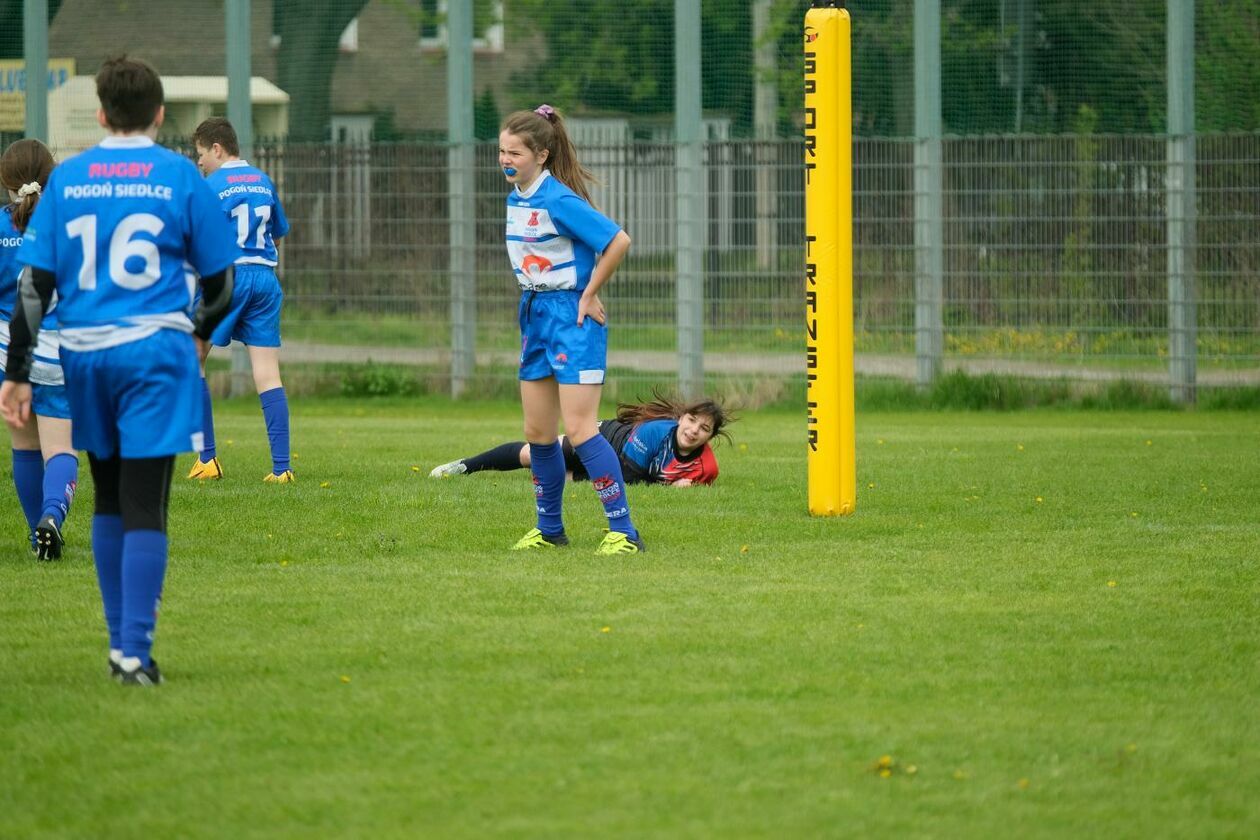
[501,104,597,204]
[1,138,55,233]
[615,388,736,446]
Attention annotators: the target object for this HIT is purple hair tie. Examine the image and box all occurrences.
[534,104,556,121]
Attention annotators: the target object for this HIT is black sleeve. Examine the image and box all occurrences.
[192,267,234,340]
[619,456,652,485]
[4,266,56,384]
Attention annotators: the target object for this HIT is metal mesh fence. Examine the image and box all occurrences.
[5,0,1260,394]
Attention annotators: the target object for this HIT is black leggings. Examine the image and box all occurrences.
[88,454,176,533]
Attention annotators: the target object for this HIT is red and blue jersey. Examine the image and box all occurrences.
[622,419,720,485]
[204,159,289,268]
[505,169,621,292]
[18,136,237,351]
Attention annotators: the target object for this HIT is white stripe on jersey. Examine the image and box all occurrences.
[506,205,579,291]
[0,320,64,385]
[60,313,193,352]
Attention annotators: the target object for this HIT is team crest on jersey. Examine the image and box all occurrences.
[527,210,541,227]
[592,475,623,504]
[521,255,553,280]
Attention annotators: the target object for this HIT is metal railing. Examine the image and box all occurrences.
[257,133,1260,391]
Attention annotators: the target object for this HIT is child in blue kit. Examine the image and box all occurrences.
[0,139,78,559]
[499,104,643,555]
[0,56,237,685]
[186,117,293,483]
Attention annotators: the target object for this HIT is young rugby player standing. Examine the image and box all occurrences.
[0,56,237,685]
[498,105,643,554]
[1,139,78,559]
[186,117,293,483]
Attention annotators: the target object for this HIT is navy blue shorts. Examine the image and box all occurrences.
[518,290,607,385]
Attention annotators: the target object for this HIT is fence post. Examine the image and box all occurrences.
[913,0,944,388]
[23,0,48,143]
[1166,0,1197,404]
[675,0,705,399]
[753,0,778,271]
[226,0,253,398]
[447,0,476,398]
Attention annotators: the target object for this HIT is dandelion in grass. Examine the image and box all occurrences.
[1108,580,1118,587]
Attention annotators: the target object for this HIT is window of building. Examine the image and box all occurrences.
[419,0,504,53]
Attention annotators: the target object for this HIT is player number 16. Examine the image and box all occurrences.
[65,212,165,291]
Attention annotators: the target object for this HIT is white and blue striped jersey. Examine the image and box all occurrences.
[18,136,237,352]
[505,169,621,292]
[204,159,289,267]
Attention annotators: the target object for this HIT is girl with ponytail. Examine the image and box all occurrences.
[0,139,78,559]
[497,104,644,554]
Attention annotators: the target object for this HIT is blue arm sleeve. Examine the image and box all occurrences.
[623,420,675,469]
[551,194,621,253]
[185,166,238,278]
[271,185,290,240]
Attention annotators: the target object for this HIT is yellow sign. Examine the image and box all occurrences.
[0,59,76,132]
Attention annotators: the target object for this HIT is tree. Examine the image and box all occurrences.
[274,0,370,142]
[507,0,754,135]
[0,0,65,59]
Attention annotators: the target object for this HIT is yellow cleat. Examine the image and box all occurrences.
[187,457,224,480]
[595,530,645,556]
[263,470,296,484]
[509,527,569,550]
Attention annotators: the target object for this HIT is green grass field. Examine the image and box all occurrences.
[2,400,1258,837]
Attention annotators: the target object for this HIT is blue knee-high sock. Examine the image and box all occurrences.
[92,514,125,651]
[259,387,290,474]
[121,529,167,666]
[574,435,638,539]
[40,453,78,528]
[12,449,43,535]
[200,378,217,461]
[529,440,566,537]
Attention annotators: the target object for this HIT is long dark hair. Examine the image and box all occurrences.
[501,105,597,204]
[1,138,55,232]
[615,389,735,445]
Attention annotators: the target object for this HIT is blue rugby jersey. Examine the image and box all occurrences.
[2,204,57,327]
[0,205,23,322]
[204,159,289,267]
[18,136,237,351]
[505,170,621,292]
[1,204,62,384]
